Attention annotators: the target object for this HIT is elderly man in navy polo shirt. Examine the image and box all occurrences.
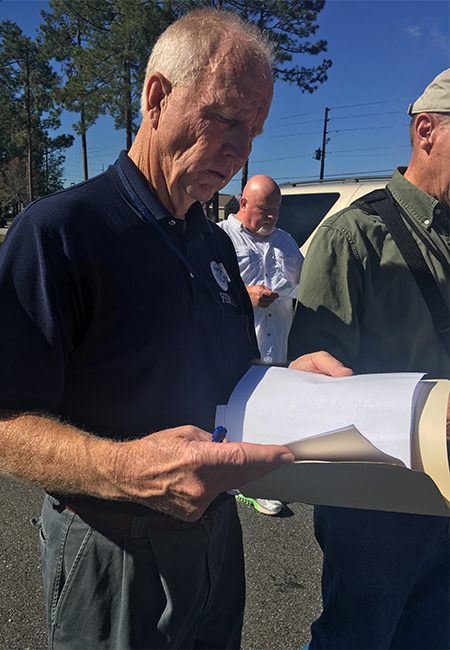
[0,9,351,650]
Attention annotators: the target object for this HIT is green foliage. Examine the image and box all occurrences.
[39,0,176,150]
[1,0,331,203]
[40,1,331,152]
[0,19,73,205]
[96,0,174,140]
[39,0,108,137]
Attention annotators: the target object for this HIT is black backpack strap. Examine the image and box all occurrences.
[353,188,449,354]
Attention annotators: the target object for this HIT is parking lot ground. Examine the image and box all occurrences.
[238,499,323,650]
[0,474,323,650]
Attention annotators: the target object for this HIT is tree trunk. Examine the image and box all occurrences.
[25,48,33,204]
[124,60,132,151]
[81,106,88,180]
[78,24,89,181]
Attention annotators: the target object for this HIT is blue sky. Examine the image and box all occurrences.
[1,0,449,195]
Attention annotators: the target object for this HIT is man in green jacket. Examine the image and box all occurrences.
[289,69,450,649]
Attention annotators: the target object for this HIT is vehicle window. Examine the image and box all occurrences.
[278,193,340,246]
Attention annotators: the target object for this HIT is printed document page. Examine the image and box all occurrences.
[216,366,425,468]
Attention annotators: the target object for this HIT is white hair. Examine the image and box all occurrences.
[140,8,274,115]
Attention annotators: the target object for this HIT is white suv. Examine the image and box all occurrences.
[278,176,389,256]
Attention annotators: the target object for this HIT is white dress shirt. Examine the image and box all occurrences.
[218,214,303,363]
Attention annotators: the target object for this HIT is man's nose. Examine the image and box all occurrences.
[222,126,252,166]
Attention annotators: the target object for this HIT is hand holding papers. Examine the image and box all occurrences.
[216,367,450,516]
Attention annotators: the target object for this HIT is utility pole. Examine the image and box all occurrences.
[320,107,329,180]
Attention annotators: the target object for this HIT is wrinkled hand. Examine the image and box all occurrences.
[98,426,294,522]
[289,350,353,377]
[246,284,279,308]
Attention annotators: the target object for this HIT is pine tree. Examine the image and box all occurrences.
[0,20,72,204]
[39,0,107,180]
[40,0,175,162]
[38,1,331,201]
[92,0,175,150]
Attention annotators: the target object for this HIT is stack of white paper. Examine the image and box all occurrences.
[216,366,425,468]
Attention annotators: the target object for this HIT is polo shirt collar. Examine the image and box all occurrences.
[227,214,245,231]
[116,150,213,235]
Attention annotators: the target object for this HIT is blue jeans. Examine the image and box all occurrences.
[310,505,450,650]
[38,494,245,649]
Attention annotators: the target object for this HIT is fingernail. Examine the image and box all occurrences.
[280,453,294,463]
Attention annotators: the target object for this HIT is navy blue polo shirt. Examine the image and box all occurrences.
[0,151,258,440]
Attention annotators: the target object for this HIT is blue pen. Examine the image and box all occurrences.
[212,425,227,443]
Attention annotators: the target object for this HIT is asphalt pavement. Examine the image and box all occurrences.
[0,473,323,650]
[0,475,47,650]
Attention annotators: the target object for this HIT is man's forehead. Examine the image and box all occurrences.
[257,196,281,209]
[208,35,273,87]
[202,54,272,116]
[247,184,281,204]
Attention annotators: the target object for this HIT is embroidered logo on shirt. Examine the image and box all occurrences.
[210,261,230,291]
[219,292,237,307]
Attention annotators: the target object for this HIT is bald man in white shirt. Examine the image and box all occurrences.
[219,175,303,364]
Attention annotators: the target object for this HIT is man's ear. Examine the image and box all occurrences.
[144,73,171,128]
[414,113,435,154]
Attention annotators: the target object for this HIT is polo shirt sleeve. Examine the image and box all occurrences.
[0,212,70,412]
[288,216,364,368]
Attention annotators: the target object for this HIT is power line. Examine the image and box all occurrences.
[252,143,410,165]
[265,119,323,129]
[328,144,410,154]
[266,110,405,129]
[270,123,408,138]
[279,110,321,120]
[269,130,323,138]
[254,153,315,163]
[330,124,407,133]
[329,110,405,121]
[271,168,396,182]
[272,96,415,123]
[330,97,415,111]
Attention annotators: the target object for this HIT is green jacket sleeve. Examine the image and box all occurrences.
[288,219,364,369]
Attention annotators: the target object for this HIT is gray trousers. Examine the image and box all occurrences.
[38,494,245,650]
